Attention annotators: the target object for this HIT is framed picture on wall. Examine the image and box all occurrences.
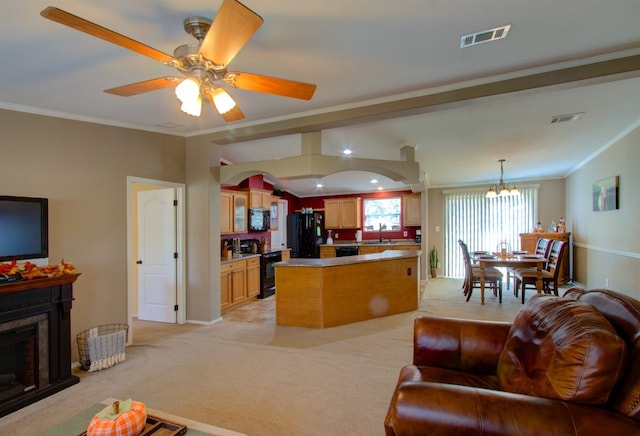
[592,176,619,211]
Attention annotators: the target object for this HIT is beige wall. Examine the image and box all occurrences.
[426,179,566,277]
[0,110,185,359]
[184,135,222,323]
[566,122,640,299]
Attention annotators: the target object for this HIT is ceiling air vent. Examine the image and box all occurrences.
[550,112,584,124]
[460,25,511,48]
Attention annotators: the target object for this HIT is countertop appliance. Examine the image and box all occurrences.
[259,250,282,299]
[286,212,324,258]
[335,246,360,257]
[415,229,421,243]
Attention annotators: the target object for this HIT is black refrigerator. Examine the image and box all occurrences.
[287,212,325,258]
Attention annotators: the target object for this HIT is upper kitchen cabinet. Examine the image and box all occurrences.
[324,197,361,229]
[270,196,280,231]
[403,193,421,226]
[221,190,248,234]
[245,188,272,209]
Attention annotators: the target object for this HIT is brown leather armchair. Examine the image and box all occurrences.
[384,288,640,435]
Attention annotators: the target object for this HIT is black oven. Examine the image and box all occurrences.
[259,251,281,299]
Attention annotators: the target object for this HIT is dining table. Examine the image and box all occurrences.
[472,251,547,304]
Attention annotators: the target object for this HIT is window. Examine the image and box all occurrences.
[363,197,401,232]
[443,187,538,277]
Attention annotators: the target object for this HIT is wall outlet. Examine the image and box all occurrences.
[403,231,408,237]
[335,233,338,239]
[435,225,440,233]
[605,278,609,287]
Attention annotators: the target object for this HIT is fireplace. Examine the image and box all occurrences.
[0,314,49,404]
[0,274,79,417]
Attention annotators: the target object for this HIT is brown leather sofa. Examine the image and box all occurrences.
[385,288,640,435]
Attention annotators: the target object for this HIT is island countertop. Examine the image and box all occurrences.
[274,250,420,328]
[275,249,421,268]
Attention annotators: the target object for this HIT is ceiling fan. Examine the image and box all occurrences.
[40,0,317,122]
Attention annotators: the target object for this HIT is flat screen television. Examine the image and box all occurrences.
[0,195,49,263]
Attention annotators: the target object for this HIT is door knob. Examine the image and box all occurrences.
[136,260,143,264]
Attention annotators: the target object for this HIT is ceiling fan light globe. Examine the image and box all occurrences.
[175,78,200,103]
[212,88,236,114]
[180,94,202,117]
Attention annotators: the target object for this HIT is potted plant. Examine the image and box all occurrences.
[429,246,438,278]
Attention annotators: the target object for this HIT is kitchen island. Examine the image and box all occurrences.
[274,250,420,328]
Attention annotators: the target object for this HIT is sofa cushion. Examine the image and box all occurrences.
[497,295,627,405]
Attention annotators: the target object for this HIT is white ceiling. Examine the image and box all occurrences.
[2,1,640,196]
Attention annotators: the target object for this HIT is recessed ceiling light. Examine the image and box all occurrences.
[460,24,511,48]
[377,186,384,191]
[342,149,352,156]
[316,183,323,188]
[370,178,378,184]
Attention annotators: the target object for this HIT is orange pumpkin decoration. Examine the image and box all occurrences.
[87,400,147,436]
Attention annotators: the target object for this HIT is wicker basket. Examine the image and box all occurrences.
[76,323,129,371]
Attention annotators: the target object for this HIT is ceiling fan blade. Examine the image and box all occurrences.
[104,77,182,96]
[225,72,316,100]
[219,105,246,123]
[198,0,263,67]
[203,88,245,122]
[40,6,176,64]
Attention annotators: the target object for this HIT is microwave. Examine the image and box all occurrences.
[249,208,270,231]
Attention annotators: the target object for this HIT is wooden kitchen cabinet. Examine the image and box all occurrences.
[246,257,260,298]
[270,197,279,231]
[221,190,247,234]
[403,193,421,226]
[320,246,336,258]
[324,197,361,229]
[519,232,571,284]
[221,259,245,309]
[221,255,261,310]
[245,188,272,209]
[357,246,379,255]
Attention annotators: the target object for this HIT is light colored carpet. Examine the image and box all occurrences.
[1,278,546,436]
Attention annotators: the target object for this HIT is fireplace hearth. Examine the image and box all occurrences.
[0,274,80,417]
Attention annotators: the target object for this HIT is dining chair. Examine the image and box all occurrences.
[513,240,567,303]
[458,240,504,303]
[508,237,551,294]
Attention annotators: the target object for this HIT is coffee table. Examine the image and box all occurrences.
[39,397,246,436]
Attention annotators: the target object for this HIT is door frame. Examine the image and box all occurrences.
[126,176,186,343]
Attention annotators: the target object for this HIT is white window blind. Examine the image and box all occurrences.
[444,187,538,278]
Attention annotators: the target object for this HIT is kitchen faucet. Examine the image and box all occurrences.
[379,223,386,242]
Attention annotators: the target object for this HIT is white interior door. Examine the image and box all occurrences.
[137,188,177,323]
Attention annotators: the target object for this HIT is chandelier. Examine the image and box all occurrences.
[486,159,519,198]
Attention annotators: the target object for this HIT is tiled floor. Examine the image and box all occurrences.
[223,295,276,324]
